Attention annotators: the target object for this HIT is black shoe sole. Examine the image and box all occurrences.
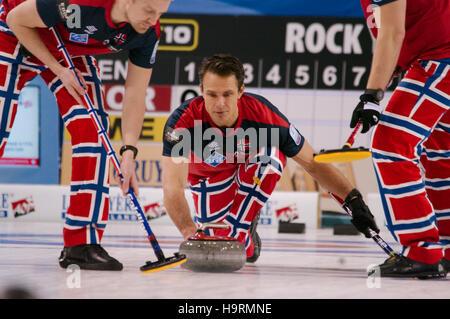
[369,255,448,279]
[369,265,447,279]
[59,259,123,271]
[378,272,447,279]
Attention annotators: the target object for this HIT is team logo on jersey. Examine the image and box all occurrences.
[69,33,89,44]
[204,151,225,167]
[205,140,225,166]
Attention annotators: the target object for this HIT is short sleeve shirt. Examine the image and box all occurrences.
[24,0,161,68]
[163,92,305,183]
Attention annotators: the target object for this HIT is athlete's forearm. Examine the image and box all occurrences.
[6,2,64,75]
[7,24,65,76]
[305,162,354,200]
[118,89,146,195]
[292,140,353,200]
[121,62,152,147]
[121,93,146,147]
[164,189,197,239]
[161,156,194,239]
[366,1,406,90]
[366,29,404,90]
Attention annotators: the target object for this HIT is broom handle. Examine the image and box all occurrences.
[343,121,362,149]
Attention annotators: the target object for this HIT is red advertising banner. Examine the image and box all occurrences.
[103,84,172,113]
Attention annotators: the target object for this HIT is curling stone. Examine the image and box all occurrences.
[179,223,246,273]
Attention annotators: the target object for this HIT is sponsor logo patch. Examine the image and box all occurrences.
[69,33,89,44]
[204,151,225,167]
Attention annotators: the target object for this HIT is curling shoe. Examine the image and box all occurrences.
[246,212,261,263]
[369,255,447,279]
[59,244,123,271]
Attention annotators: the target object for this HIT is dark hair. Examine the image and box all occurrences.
[198,54,245,89]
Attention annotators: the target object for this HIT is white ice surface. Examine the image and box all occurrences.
[0,221,448,300]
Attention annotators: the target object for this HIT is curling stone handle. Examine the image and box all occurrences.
[198,223,229,232]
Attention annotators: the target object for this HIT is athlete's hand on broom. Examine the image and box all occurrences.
[117,151,140,197]
[350,92,382,134]
[344,189,380,238]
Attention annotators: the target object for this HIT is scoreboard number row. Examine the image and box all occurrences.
[179,58,369,90]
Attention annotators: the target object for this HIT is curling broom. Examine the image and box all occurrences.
[314,121,371,163]
[49,27,186,273]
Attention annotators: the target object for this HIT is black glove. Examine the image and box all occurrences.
[350,92,382,133]
[344,189,380,238]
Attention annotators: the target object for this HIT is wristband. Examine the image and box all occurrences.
[119,145,138,159]
[364,89,384,102]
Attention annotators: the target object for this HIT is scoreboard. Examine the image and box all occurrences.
[96,13,401,101]
[97,14,399,92]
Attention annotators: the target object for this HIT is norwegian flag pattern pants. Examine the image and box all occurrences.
[189,147,286,258]
[0,21,110,247]
[371,59,450,264]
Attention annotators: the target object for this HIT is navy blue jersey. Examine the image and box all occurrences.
[163,92,305,183]
[5,0,160,68]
